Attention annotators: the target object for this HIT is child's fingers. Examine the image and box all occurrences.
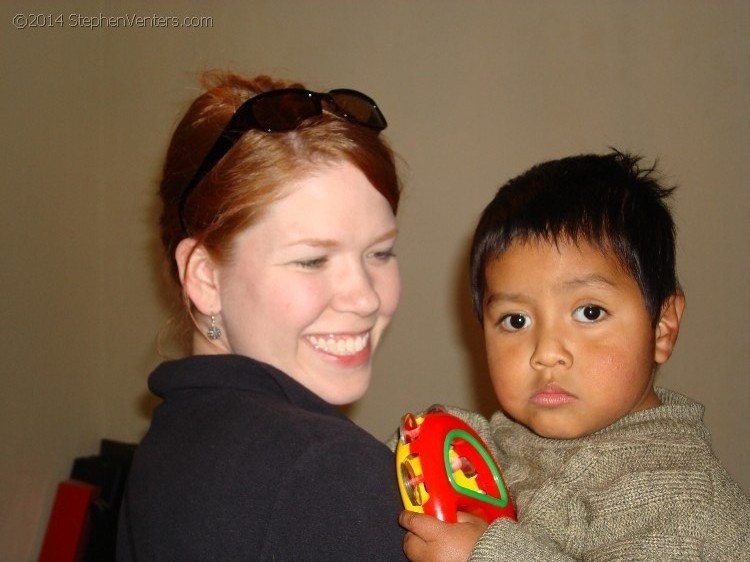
[399,510,438,536]
[456,511,489,527]
[402,528,427,561]
[399,512,428,560]
[398,510,446,543]
[399,511,448,561]
[400,511,478,562]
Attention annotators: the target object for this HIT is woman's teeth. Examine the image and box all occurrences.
[309,333,370,355]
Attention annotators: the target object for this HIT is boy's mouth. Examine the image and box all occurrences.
[530,384,576,407]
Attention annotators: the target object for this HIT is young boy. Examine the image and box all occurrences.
[399,151,750,561]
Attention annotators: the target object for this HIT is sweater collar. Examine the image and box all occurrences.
[493,387,709,447]
[148,354,347,420]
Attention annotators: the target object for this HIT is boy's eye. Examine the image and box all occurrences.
[573,305,607,323]
[499,313,531,331]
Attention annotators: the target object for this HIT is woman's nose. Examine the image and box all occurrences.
[332,261,380,316]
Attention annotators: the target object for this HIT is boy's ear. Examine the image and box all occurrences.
[654,292,686,365]
[175,238,222,316]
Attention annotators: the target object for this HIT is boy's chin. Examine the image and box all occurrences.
[520,417,596,440]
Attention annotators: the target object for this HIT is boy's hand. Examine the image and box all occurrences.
[399,510,488,562]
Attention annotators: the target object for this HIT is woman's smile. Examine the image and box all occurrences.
[306,332,371,357]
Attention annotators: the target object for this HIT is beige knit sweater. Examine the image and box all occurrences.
[450,388,750,561]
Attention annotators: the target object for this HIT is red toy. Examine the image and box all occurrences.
[396,405,515,523]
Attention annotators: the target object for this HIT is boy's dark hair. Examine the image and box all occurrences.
[470,150,679,325]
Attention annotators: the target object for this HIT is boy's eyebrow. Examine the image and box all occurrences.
[485,274,618,306]
[560,274,618,290]
[485,291,529,306]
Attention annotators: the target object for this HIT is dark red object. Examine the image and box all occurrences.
[38,479,99,562]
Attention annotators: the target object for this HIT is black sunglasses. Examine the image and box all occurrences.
[178,88,388,234]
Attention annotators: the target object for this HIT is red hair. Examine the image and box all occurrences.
[159,71,401,285]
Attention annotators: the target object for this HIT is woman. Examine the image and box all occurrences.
[117,72,406,560]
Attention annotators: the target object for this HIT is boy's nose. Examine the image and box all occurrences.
[530,329,572,369]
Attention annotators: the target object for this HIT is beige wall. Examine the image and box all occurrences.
[2,0,748,558]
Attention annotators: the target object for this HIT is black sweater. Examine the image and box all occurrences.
[117,354,406,561]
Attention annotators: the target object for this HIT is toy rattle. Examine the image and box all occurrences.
[396,405,515,523]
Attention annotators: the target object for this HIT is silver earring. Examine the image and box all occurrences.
[207,315,222,340]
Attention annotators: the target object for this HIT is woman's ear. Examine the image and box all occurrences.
[175,238,222,316]
[654,292,686,365]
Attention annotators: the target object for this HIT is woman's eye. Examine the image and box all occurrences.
[295,257,327,269]
[369,249,396,262]
[573,305,607,323]
[499,313,530,331]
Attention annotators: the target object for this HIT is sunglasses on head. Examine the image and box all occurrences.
[178,87,388,234]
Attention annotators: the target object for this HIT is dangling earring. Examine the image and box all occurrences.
[207,315,222,340]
